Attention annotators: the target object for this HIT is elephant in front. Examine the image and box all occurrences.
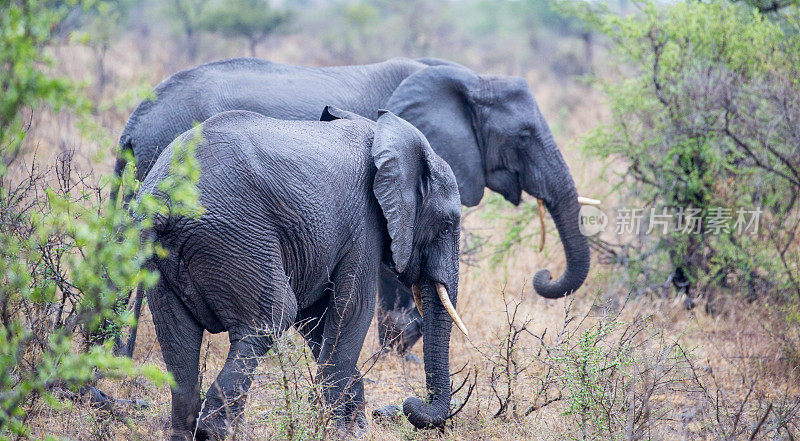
[117,56,591,354]
[137,107,466,439]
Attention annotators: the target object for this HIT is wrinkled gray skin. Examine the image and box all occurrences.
[118,57,590,354]
[138,108,462,439]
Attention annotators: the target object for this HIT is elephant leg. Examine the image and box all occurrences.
[399,307,422,352]
[148,277,204,441]
[196,334,272,440]
[377,265,422,354]
[317,257,377,432]
[295,295,331,361]
[196,250,297,440]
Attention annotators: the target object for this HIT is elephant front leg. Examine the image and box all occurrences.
[316,260,377,433]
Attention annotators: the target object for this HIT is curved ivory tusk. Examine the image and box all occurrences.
[436,283,469,337]
[537,198,546,252]
[411,284,424,318]
[578,196,601,206]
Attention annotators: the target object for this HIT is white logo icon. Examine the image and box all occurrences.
[579,205,608,236]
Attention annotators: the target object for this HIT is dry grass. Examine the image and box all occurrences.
[18,35,800,440]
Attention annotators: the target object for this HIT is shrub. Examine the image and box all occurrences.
[0,1,201,437]
[571,0,800,304]
[200,0,292,57]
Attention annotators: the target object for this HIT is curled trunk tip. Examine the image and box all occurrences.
[403,397,447,428]
[532,191,590,299]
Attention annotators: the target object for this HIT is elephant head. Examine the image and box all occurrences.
[386,65,590,299]
[322,107,465,428]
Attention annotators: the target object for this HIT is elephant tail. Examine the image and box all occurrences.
[112,134,140,359]
[123,283,145,358]
[109,134,133,212]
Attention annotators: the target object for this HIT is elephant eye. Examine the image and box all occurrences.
[519,129,533,144]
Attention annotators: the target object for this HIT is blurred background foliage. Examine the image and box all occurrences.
[41,0,602,75]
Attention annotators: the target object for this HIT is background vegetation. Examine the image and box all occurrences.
[575,0,800,309]
[1,0,799,439]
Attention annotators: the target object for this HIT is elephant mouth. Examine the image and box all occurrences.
[412,282,468,336]
[533,196,602,252]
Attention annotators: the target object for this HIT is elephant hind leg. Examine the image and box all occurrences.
[196,334,273,440]
[197,260,298,439]
[147,276,204,441]
[295,294,331,362]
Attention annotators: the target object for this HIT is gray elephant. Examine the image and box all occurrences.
[138,107,466,439]
[117,56,591,354]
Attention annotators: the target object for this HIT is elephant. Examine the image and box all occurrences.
[137,107,467,439]
[116,56,591,355]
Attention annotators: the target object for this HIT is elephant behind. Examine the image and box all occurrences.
[118,56,591,355]
[138,107,466,439]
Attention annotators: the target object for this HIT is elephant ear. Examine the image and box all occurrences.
[414,57,468,69]
[385,65,485,206]
[320,105,370,122]
[372,110,435,273]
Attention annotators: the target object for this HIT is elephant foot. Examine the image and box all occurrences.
[354,411,368,435]
[403,353,422,364]
[169,430,193,441]
[195,417,231,441]
[332,409,367,439]
[373,404,403,425]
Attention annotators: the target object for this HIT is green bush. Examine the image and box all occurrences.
[0,1,201,437]
[541,312,689,441]
[573,0,800,302]
[200,0,292,57]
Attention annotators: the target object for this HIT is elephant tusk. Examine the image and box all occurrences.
[436,283,469,337]
[537,198,546,252]
[578,196,601,206]
[411,284,424,318]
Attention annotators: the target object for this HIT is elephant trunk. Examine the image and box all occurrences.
[403,281,454,428]
[532,182,590,298]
